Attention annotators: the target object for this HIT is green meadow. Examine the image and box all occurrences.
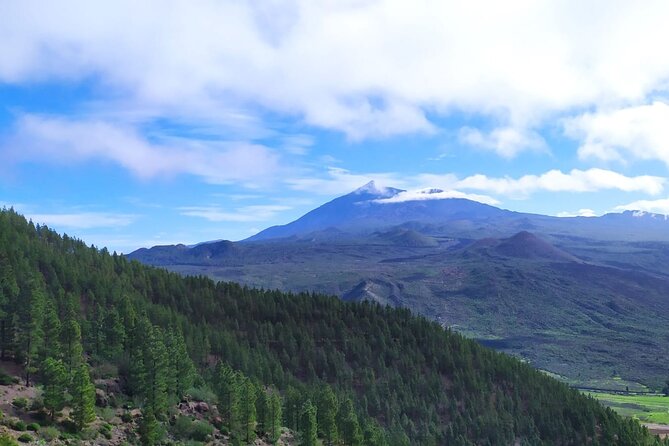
[587,392,669,424]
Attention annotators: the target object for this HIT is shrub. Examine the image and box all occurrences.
[172,416,213,442]
[0,433,18,446]
[16,434,32,443]
[172,415,194,439]
[0,372,14,386]
[79,427,98,440]
[39,426,60,442]
[189,421,214,442]
[98,407,116,422]
[10,419,26,431]
[120,412,132,423]
[92,362,118,379]
[27,422,40,432]
[186,386,216,403]
[11,398,28,410]
[29,397,44,412]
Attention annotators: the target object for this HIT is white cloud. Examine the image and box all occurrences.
[459,127,546,158]
[288,167,665,201]
[566,101,669,166]
[375,188,500,206]
[4,1,669,146]
[27,212,136,229]
[456,169,665,198]
[179,205,291,222]
[3,115,282,185]
[287,167,408,195]
[614,198,669,215]
[556,209,597,218]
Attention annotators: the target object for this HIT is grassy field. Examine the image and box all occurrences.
[587,392,669,424]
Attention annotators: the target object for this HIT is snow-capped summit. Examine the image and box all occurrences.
[352,180,398,198]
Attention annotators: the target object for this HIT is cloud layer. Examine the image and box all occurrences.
[4,1,669,148]
[3,115,281,185]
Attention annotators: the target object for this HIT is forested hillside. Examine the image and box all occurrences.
[0,208,665,445]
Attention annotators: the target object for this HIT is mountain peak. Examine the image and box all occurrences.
[353,180,387,195]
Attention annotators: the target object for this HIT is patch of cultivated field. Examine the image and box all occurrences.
[586,392,669,424]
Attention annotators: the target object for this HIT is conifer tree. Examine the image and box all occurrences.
[40,300,61,365]
[267,388,283,444]
[139,408,163,446]
[61,318,83,379]
[103,307,125,360]
[17,276,45,386]
[0,254,18,360]
[126,317,149,396]
[338,398,363,446]
[363,419,388,446]
[214,362,241,437]
[166,329,195,398]
[239,377,257,444]
[283,386,302,431]
[42,357,67,421]
[300,399,318,446]
[256,386,269,437]
[317,384,338,445]
[144,325,169,415]
[71,363,96,431]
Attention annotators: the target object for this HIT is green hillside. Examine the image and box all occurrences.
[1,208,666,445]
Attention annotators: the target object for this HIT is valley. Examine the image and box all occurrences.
[130,183,669,390]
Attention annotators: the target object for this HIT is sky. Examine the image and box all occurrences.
[2,0,669,253]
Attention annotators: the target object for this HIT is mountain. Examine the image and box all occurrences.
[247,181,669,243]
[5,209,666,445]
[129,184,669,389]
[248,181,515,241]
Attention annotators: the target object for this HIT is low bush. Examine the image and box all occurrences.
[0,433,18,446]
[27,423,40,432]
[10,419,26,431]
[11,398,28,410]
[16,434,32,443]
[185,386,216,403]
[39,426,60,442]
[0,372,14,386]
[79,427,98,440]
[172,416,213,442]
[190,421,214,442]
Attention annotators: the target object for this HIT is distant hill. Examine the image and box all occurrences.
[129,183,669,388]
[469,231,582,262]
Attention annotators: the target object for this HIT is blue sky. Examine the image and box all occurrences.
[2,1,669,252]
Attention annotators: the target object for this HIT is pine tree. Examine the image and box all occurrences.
[42,357,67,420]
[166,329,195,398]
[17,276,45,386]
[214,362,241,437]
[338,398,363,446]
[239,377,257,444]
[103,307,125,360]
[284,386,302,431]
[126,318,149,396]
[363,419,388,446]
[40,300,61,365]
[317,384,338,445]
[256,386,269,437]
[300,399,318,446]
[144,325,169,415]
[71,363,96,431]
[0,254,18,360]
[61,318,83,379]
[267,389,283,444]
[139,408,164,446]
